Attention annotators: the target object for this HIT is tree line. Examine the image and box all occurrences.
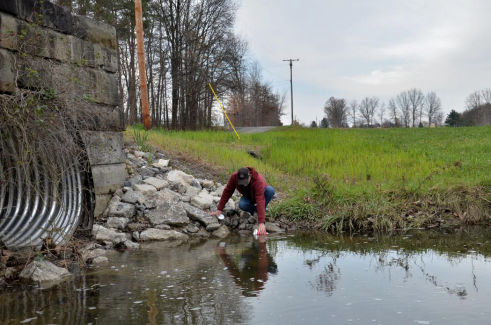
[312,88,491,128]
[55,0,283,129]
[445,89,491,127]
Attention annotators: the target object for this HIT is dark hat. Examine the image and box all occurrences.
[237,167,250,186]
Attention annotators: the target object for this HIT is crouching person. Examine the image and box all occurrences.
[210,167,275,235]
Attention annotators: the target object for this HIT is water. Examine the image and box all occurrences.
[1,229,490,324]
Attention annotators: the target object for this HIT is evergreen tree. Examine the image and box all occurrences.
[320,117,329,128]
[445,110,462,127]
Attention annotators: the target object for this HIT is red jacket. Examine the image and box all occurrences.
[217,167,268,223]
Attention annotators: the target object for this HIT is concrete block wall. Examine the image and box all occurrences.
[0,0,126,221]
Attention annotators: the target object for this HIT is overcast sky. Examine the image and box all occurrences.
[234,0,491,125]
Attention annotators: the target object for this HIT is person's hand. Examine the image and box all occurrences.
[210,210,222,217]
[257,223,267,236]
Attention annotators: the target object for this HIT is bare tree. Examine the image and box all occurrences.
[323,97,348,128]
[348,100,358,127]
[466,90,483,110]
[407,88,425,127]
[388,98,399,127]
[482,88,491,104]
[424,92,442,126]
[467,89,491,109]
[434,112,445,126]
[396,91,411,127]
[358,97,379,127]
[377,102,385,126]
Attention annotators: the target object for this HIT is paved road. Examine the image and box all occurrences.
[234,126,278,134]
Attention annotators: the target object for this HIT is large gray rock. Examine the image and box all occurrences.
[139,229,189,241]
[133,183,157,195]
[210,185,225,197]
[143,177,169,190]
[107,217,129,230]
[123,240,140,250]
[122,189,159,209]
[166,170,195,188]
[185,186,200,197]
[107,201,135,219]
[125,175,143,187]
[190,191,214,210]
[265,222,285,233]
[182,203,218,226]
[206,223,221,232]
[200,179,214,189]
[146,202,189,226]
[212,225,230,239]
[155,188,182,204]
[81,248,106,262]
[152,159,169,170]
[92,224,127,244]
[92,256,109,264]
[121,189,144,204]
[186,224,199,233]
[20,260,71,284]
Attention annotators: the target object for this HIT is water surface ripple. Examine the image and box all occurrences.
[1,229,490,324]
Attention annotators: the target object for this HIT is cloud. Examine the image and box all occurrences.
[235,0,491,124]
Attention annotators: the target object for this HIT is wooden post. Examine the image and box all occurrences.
[135,0,151,130]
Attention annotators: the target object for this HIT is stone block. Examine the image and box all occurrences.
[17,0,73,34]
[91,163,127,195]
[73,15,117,49]
[1,14,70,62]
[0,48,15,93]
[0,12,19,50]
[0,0,18,16]
[17,55,49,90]
[17,57,119,108]
[47,29,71,62]
[72,103,123,131]
[93,43,117,73]
[92,69,118,106]
[81,131,124,166]
[94,194,112,218]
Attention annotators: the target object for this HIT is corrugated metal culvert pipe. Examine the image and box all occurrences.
[0,128,93,250]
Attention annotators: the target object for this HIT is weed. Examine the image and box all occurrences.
[125,125,491,232]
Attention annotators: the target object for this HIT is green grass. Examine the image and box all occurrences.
[127,125,491,233]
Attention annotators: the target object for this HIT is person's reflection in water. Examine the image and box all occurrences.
[217,237,277,297]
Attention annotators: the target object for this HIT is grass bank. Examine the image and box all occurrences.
[127,125,491,233]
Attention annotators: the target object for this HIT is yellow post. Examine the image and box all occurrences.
[208,83,240,140]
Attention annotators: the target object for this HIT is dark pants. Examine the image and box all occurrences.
[238,185,275,215]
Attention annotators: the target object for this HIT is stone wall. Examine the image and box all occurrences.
[0,0,126,221]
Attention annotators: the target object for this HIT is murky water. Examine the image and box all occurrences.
[1,229,491,324]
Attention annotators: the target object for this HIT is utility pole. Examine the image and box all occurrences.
[283,58,299,125]
[135,0,151,130]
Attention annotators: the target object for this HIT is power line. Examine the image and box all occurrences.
[283,58,300,125]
